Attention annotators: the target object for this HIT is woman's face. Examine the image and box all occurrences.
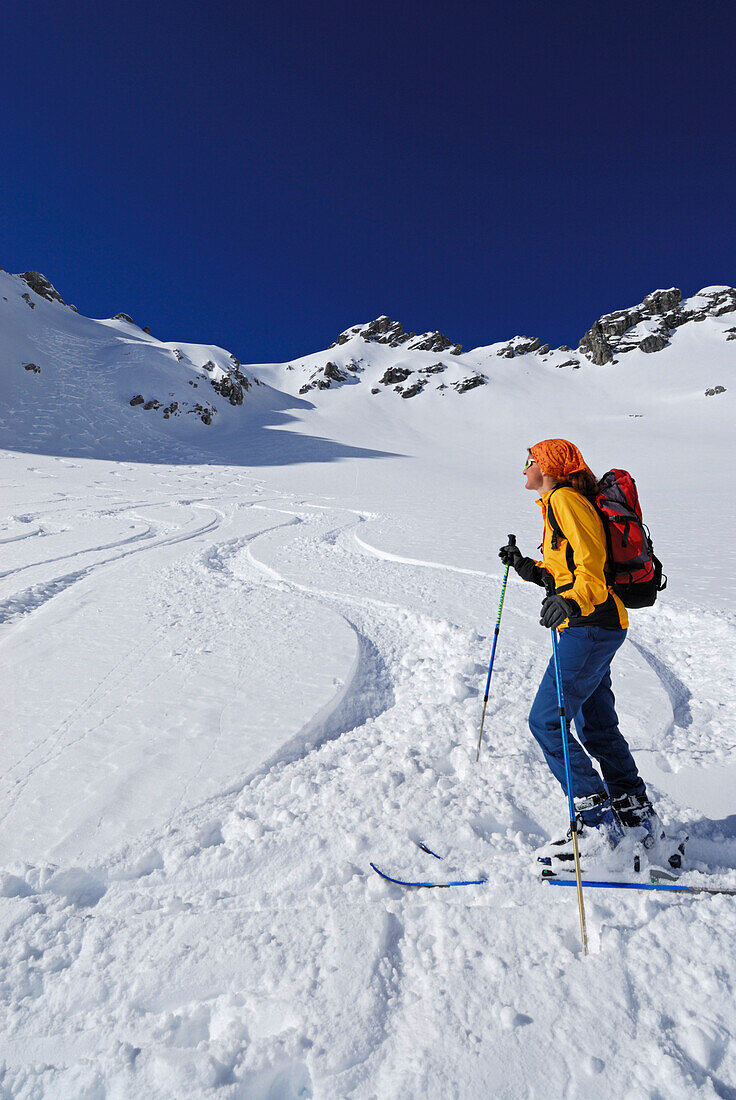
[524,456,544,492]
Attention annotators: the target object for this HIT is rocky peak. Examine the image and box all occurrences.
[642,288,682,315]
[577,288,683,364]
[19,271,67,305]
[330,316,462,355]
[496,336,549,358]
[330,316,409,348]
[576,286,736,365]
[688,285,736,317]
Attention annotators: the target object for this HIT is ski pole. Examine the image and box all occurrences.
[545,578,589,956]
[476,534,515,762]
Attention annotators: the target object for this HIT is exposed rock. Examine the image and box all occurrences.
[23,362,41,373]
[705,386,727,396]
[577,286,736,364]
[419,362,447,375]
[725,328,736,341]
[21,293,35,309]
[113,313,134,324]
[643,288,682,315]
[211,375,245,406]
[142,326,151,335]
[556,359,580,370]
[693,286,736,317]
[19,271,66,304]
[379,366,413,386]
[578,323,614,365]
[202,360,215,372]
[172,348,184,361]
[143,399,161,411]
[129,394,144,406]
[330,317,461,355]
[407,331,461,354]
[209,357,252,404]
[639,332,669,354]
[400,379,426,398]
[184,402,216,425]
[496,336,542,358]
[324,361,348,382]
[298,361,351,394]
[453,374,487,393]
[371,387,380,395]
[329,324,366,348]
[578,291,684,362]
[360,317,412,348]
[162,402,179,419]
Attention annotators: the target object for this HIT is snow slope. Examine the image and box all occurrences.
[0,273,735,1097]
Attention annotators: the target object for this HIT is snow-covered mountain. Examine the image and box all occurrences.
[264,286,735,400]
[2,266,733,466]
[1,266,736,1097]
[0,268,286,463]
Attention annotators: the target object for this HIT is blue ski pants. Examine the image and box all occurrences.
[528,626,646,802]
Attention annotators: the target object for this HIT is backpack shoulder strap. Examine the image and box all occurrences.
[546,485,565,550]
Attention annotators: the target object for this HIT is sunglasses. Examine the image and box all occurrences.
[524,456,535,471]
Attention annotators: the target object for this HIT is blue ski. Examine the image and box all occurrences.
[370,862,487,888]
[541,869,736,896]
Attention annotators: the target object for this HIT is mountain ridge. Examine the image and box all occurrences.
[1,265,733,464]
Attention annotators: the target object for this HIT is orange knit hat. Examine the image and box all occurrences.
[529,439,588,478]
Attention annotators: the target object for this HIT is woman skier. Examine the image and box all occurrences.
[498,438,659,863]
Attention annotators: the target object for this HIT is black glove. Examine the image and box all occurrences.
[498,541,523,569]
[540,593,579,629]
[499,541,550,588]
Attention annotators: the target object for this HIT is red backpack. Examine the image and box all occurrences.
[594,470,666,608]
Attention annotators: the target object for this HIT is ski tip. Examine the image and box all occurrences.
[370,863,487,888]
[415,840,444,860]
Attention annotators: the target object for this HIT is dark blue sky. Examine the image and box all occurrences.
[2,1,734,362]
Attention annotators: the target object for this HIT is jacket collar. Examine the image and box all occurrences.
[536,487,559,509]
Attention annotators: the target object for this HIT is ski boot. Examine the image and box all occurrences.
[537,793,623,868]
[611,792,687,872]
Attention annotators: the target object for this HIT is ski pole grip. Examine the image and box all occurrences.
[507,533,516,547]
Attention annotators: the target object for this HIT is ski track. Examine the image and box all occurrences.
[0,502,223,629]
[1,480,735,1097]
[0,519,156,581]
[628,636,694,731]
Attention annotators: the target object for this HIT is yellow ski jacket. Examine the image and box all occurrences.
[536,486,628,631]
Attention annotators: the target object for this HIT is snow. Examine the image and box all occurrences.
[0,270,735,1097]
